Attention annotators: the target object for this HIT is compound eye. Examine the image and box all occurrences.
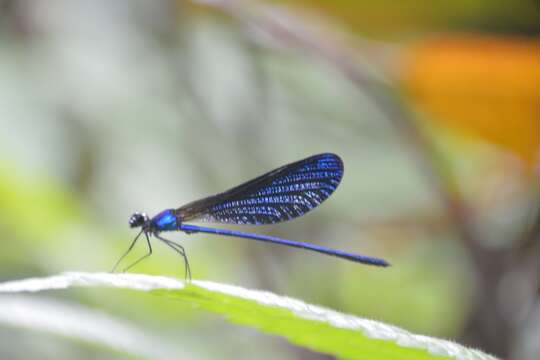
[129,212,146,228]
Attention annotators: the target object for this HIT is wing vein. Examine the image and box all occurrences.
[175,153,343,225]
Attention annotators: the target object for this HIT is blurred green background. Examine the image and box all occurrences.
[1,1,539,359]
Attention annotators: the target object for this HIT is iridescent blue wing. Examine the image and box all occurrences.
[175,153,343,225]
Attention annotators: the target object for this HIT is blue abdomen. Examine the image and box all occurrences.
[151,209,178,232]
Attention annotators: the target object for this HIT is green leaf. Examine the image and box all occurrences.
[0,272,497,360]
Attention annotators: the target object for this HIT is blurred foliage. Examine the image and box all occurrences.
[0,0,539,359]
[263,0,540,37]
[402,35,540,167]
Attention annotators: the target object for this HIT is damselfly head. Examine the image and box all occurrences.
[129,212,149,228]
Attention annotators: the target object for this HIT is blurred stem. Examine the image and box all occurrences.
[515,206,540,294]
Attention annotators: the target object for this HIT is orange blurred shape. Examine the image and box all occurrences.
[401,36,540,166]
